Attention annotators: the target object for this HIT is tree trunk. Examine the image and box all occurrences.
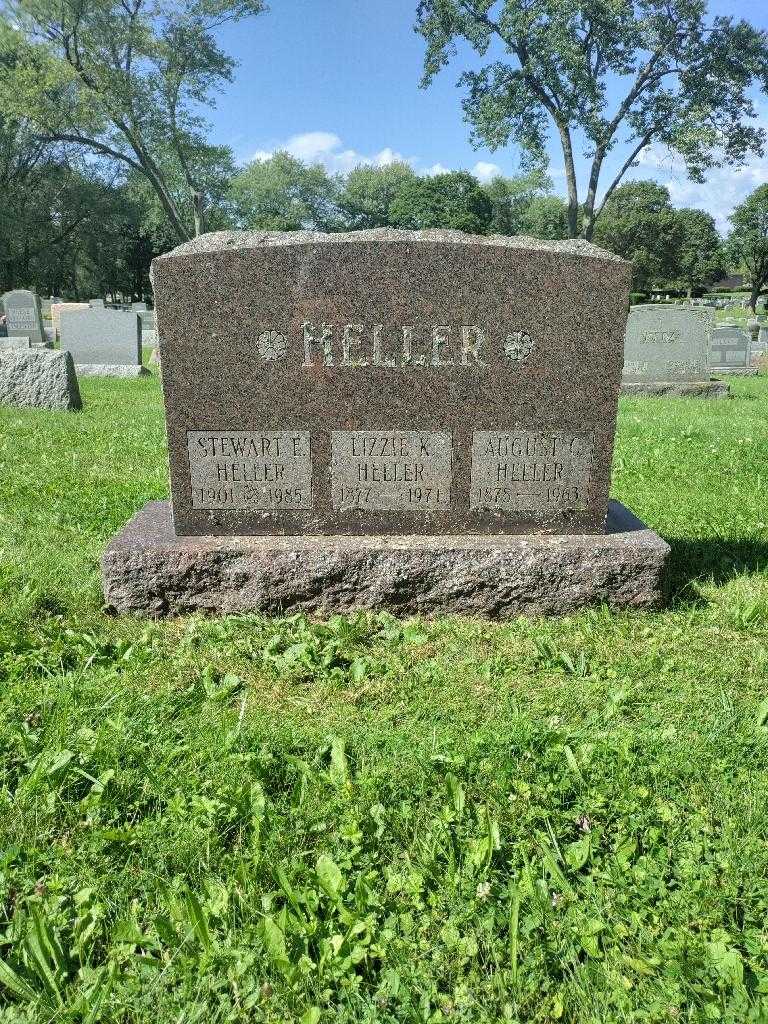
[750,283,760,314]
[555,123,579,238]
[581,152,605,242]
[192,190,205,237]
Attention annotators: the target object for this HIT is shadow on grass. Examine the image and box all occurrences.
[666,537,768,606]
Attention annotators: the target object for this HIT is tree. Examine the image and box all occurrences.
[482,168,552,234]
[726,185,768,313]
[388,170,491,232]
[592,181,682,291]
[231,152,339,231]
[520,195,569,240]
[416,0,768,239]
[0,0,265,240]
[673,208,723,298]
[338,162,417,228]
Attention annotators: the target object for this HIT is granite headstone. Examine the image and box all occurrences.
[709,327,753,374]
[623,305,711,383]
[152,230,631,538]
[60,308,145,377]
[622,304,728,397]
[51,302,89,338]
[2,290,45,347]
[103,229,671,616]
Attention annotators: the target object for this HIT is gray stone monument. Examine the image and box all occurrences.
[709,327,755,375]
[60,308,147,377]
[131,301,148,311]
[622,305,728,398]
[0,349,82,411]
[102,229,669,618]
[0,336,32,350]
[2,289,46,347]
[89,298,105,308]
[139,309,157,346]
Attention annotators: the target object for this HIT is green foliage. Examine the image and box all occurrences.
[481,169,553,235]
[726,184,768,311]
[0,374,768,1018]
[338,162,417,229]
[520,195,569,240]
[593,181,684,290]
[231,152,340,232]
[415,0,768,238]
[0,0,262,239]
[388,170,492,233]
[673,208,725,295]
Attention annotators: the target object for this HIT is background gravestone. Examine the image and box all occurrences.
[89,298,105,308]
[0,337,32,350]
[709,327,754,374]
[51,302,89,338]
[622,305,727,398]
[60,308,146,377]
[2,290,45,347]
[139,310,157,346]
[103,229,670,617]
[0,349,82,410]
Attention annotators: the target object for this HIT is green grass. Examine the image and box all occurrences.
[1,374,767,1023]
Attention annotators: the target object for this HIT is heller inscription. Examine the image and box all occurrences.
[188,431,311,510]
[331,431,452,511]
[470,432,593,511]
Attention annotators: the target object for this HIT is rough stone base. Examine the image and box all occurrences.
[621,380,730,398]
[75,363,149,378]
[0,349,82,411]
[102,500,670,618]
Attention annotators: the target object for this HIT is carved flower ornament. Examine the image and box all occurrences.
[504,331,534,362]
[257,329,287,360]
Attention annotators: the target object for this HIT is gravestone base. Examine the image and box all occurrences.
[102,499,670,619]
[621,380,730,399]
[76,363,149,378]
[710,367,758,377]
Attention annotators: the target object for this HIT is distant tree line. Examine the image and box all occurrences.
[2,0,768,307]
[5,134,768,307]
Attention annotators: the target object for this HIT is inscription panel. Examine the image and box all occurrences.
[331,431,452,511]
[188,431,312,510]
[623,306,711,382]
[470,432,593,512]
[7,308,37,331]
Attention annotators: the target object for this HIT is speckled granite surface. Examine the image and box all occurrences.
[151,229,631,537]
[102,500,669,618]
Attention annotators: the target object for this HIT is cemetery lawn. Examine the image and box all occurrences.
[1,374,768,1024]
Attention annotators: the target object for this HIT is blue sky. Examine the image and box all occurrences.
[211,0,768,231]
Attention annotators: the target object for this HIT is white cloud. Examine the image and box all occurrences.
[472,160,502,182]
[623,142,768,232]
[249,131,411,175]
[248,133,509,182]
